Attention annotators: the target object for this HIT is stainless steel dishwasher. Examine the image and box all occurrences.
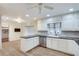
[38,30,48,47]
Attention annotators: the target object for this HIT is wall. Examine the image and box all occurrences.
[2,21,24,41]
[37,18,57,30]
[0,16,2,49]
[37,19,48,30]
[2,20,37,41]
[21,20,37,36]
[62,31,79,37]
[23,26,37,36]
[62,13,79,31]
[61,12,79,36]
[37,17,62,36]
[38,12,79,36]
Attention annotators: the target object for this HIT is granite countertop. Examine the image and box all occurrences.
[21,34,79,45]
[48,36,79,39]
[48,36,79,45]
[21,34,79,39]
[21,35,38,39]
[21,34,50,38]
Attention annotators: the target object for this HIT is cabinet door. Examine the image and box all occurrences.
[46,38,75,54]
[46,38,52,48]
[21,38,34,52]
[51,39,58,50]
[33,37,39,47]
[61,40,74,54]
[57,39,67,51]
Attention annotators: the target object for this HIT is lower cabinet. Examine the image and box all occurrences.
[33,37,39,47]
[56,40,70,53]
[46,38,52,48]
[20,37,39,52]
[47,38,61,50]
[46,38,74,55]
[51,39,59,50]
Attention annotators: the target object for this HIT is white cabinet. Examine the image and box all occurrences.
[62,13,79,31]
[47,38,58,49]
[47,38,62,50]
[21,38,34,52]
[33,37,39,47]
[46,38,75,55]
[46,38,52,48]
[20,37,39,52]
[51,39,59,50]
[56,39,74,54]
[57,40,69,53]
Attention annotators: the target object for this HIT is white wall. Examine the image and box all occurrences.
[37,17,62,36]
[37,17,62,29]
[21,21,37,36]
[0,16,2,49]
[23,26,37,36]
[1,20,37,41]
[37,19,48,30]
[2,21,23,41]
[37,18,55,30]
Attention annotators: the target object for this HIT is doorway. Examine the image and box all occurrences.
[2,27,9,42]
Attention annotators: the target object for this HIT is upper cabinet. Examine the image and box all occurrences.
[37,12,79,31]
[62,13,79,31]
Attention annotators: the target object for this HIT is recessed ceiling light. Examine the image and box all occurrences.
[69,8,74,11]
[25,14,30,17]
[46,14,50,17]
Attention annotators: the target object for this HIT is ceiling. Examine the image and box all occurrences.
[0,3,79,22]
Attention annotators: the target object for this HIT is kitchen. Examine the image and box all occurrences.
[21,11,79,56]
[0,3,79,56]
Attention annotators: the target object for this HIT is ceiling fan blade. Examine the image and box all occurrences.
[38,6,42,14]
[44,6,53,10]
[38,3,43,6]
[27,5,37,10]
[37,3,43,14]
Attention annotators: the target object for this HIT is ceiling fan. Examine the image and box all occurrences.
[27,3,53,14]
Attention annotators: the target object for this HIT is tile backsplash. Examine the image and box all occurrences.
[62,31,79,37]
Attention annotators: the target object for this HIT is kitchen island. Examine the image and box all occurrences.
[20,35,79,56]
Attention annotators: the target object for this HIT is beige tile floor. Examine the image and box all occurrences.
[26,47,71,56]
[0,40,71,56]
[0,40,26,56]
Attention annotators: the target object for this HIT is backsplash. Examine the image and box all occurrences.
[61,31,79,37]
